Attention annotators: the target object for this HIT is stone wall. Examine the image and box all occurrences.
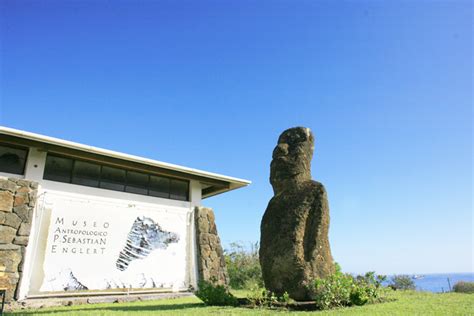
[0,177,37,301]
[194,206,229,287]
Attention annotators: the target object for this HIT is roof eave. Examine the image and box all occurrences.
[0,126,251,197]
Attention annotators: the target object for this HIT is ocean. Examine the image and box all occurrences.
[386,273,474,293]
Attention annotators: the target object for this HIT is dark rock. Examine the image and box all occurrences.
[260,127,335,301]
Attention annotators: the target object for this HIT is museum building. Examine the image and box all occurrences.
[0,126,250,301]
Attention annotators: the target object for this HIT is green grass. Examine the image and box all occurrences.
[6,290,474,315]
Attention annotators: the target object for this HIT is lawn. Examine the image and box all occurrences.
[6,290,473,315]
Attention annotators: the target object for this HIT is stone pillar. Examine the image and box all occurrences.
[0,177,37,302]
[194,206,229,287]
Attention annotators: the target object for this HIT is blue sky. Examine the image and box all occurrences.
[0,0,472,274]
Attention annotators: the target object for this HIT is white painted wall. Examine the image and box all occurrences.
[23,147,47,182]
[189,180,202,208]
[17,147,203,299]
[18,192,50,299]
[188,180,201,290]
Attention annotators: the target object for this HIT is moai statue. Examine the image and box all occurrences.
[260,127,335,301]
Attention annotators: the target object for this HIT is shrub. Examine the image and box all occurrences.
[355,271,387,289]
[280,291,291,305]
[246,287,268,307]
[350,286,369,306]
[246,287,291,308]
[453,281,474,293]
[308,263,385,310]
[390,275,415,290]
[224,242,264,289]
[194,280,238,306]
[309,267,354,309]
[352,272,386,306]
[246,288,276,307]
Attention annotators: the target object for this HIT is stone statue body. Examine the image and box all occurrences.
[260,127,335,301]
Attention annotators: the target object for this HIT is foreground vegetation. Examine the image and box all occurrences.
[7,290,474,315]
[7,244,472,315]
[453,281,474,293]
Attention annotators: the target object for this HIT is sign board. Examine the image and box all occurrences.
[37,192,190,292]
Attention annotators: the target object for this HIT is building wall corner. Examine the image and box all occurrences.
[0,176,38,302]
[193,206,229,288]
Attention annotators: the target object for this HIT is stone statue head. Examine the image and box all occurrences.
[270,127,314,194]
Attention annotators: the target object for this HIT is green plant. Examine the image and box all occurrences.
[350,286,369,306]
[390,275,416,290]
[246,287,291,308]
[224,242,264,289]
[246,287,267,307]
[194,280,238,306]
[267,291,278,307]
[453,281,474,293]
[308,263,385,310]
[356,271,387,289]
[354,271,386,302]
[309,269,354,309]
[280,291,291,305]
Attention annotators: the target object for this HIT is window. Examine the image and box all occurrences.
[100,166,126,191]
[149,175,170,198]
[44,155,73,182]
[170,179,189,201]
[125,171,148,195]
[0,144,28,175]
[42,153,189,201]
[72,161,100,187]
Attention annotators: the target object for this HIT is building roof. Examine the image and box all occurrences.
[0,126,250,198]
